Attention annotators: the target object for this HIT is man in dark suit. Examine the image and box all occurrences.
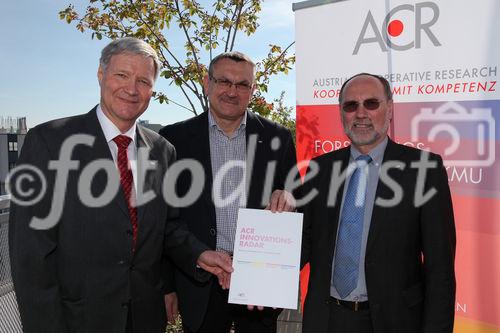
[300,73,456,333]
[8,37,232,333]
[159,51,298,332]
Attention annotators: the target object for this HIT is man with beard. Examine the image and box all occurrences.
[299,73,456,333]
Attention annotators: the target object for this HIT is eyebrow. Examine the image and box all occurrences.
[217,76,251,84]
[343,97,381,102]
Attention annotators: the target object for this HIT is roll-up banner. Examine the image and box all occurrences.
[294,0,499,331]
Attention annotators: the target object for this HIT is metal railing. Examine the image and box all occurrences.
[0,195,23,332]
[277,307,302,333]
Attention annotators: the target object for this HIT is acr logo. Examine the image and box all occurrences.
[353,2,441,55]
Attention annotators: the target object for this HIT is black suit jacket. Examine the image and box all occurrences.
[9,108,208,333]
[159,111,298,331]
[300,139,456,333]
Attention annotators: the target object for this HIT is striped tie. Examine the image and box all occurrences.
[113,135,138,252]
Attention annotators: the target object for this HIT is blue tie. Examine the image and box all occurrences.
[333,154,372,298]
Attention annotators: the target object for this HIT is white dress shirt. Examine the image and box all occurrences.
[96,105,138,193]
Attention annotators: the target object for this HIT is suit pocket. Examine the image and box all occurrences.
[402,282,424,308]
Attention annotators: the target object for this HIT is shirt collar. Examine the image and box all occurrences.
[349,136,388,165]
[96,104,137,144]
[208,109,247,133]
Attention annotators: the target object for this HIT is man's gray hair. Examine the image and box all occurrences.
[208,51,256,78]
[100,37,161,79]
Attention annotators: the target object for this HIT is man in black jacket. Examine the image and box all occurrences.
[300,73,456,333]
[160,51,298,333]
[9,37,232,333]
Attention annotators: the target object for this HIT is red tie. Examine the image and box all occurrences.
[113,135,138,252]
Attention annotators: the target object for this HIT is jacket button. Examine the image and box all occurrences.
[126,230,133,236]
[121,302,129,308]
[118,260,125,265]
[210,228,216,236]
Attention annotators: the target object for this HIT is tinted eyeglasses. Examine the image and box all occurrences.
[341,98,382,113]
[209,76,253,93]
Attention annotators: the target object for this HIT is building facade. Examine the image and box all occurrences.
[0,117,27,195]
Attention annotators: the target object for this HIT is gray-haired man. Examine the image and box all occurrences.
[9,37,232,333]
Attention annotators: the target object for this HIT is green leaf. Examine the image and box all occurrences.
[58,0,295,123]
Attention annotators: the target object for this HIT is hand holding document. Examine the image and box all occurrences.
[228,208,303,309]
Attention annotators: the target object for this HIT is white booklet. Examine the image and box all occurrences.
[228,208,303,309]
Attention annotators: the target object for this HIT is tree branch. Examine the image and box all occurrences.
[229,1,244,51]
[208,5,218,62]
[157,93,197,114]
[173,0,205,89]
[176,82,199,115]
[128,0,200,95]
[262,41,295,76]
[224,2,239,52]
[128,1,182,68]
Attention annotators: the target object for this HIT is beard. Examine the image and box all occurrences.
[342,113,391,147]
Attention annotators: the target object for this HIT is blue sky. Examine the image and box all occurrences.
[0,0,296,129]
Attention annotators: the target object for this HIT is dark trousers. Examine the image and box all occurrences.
[125,304,134,333]
[328,300,373,333]
[184,280,279,333]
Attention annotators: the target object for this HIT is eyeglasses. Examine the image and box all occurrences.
[341,98,382,113]
[209,76,253,93]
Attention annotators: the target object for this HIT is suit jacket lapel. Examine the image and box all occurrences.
[84,107,131,219]
[245,112,267,208]
[366,138,406,254]
[135,125,158,224]
[83,107,114,161]
[327,148,351,263]
[189,112,215,218]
